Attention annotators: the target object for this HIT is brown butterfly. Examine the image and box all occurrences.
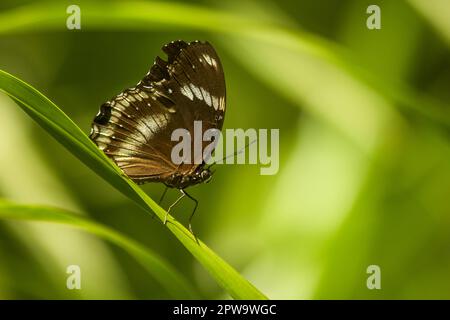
[90,40,226,233]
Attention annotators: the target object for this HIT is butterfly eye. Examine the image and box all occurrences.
[200,170,212,183]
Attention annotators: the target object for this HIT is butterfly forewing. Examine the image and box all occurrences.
[90,40,226,185]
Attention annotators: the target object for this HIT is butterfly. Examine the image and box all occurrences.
[90,40,226,233]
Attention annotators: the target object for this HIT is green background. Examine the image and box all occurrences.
[0,0,449,299]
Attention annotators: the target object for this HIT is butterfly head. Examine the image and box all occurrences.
[188,167,213,185]
[165,167,213,189]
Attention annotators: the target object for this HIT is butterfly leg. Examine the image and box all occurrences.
[152,185,169,221]
[164,191,185,225]
[181,189,198,236]
[159,185,169,205]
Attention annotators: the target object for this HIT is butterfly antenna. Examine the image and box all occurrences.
[207,139,257,168]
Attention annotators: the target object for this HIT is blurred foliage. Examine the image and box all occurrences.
[0,0,449,299]
[0,200,198,299]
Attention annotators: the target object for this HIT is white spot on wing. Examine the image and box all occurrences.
[202,54,217,68]
[212,96,219,110]
[97,143,107,151]
[111,109,123,119]
[113,102,126,112]
[219,96,225,111]
[101,136,112,144]
[98,127,115,137]
[181,85,194,101]
[203,54,212,66]
[200,87,212,107]
[190,84,203,100]
[134,113,170,144]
